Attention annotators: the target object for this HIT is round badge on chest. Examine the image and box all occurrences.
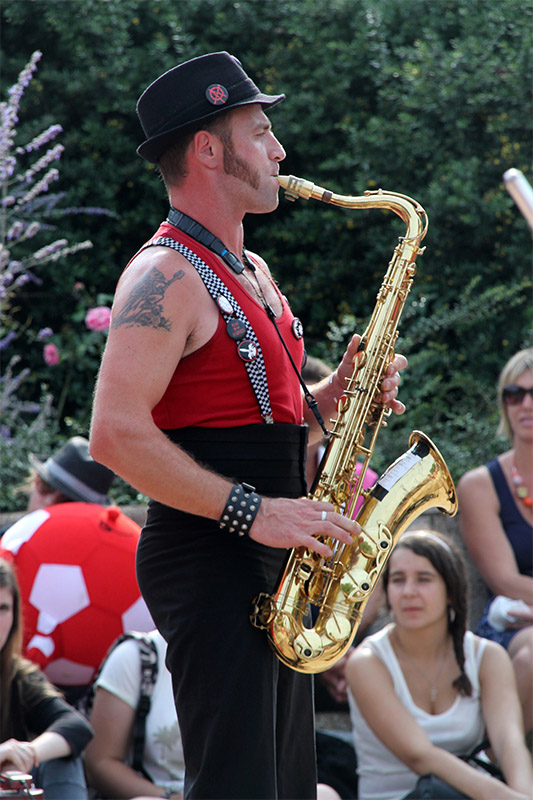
[237,340,258,362]
[216,295,234,315]
[226,318,247,341]
[292,318,304,340]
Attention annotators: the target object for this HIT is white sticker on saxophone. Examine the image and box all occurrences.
[376,450,422,493]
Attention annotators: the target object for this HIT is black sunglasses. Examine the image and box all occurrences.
[502,385,533,405]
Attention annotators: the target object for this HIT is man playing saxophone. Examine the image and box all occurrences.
[90,52,407,800]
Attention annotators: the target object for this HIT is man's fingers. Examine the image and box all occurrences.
[316,509,360,545]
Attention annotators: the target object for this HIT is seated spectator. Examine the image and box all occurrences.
[0,437,153,701]
[84,628,339,800]
[84,629,185,799]
[346,531,532,800]
[457,347,533,735]
[0,558,93,800]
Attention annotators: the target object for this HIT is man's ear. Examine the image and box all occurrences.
[192,129,222,170]
[45,489,65,507]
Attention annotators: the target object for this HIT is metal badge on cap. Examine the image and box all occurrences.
[206,84,229,105]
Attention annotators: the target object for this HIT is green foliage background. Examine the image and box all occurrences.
[1,0,531,508]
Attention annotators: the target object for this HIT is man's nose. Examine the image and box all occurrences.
[271,135,286,162]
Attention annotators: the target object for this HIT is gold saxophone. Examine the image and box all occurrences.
[250,175,458,673]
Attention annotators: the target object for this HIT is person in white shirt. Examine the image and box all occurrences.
[84,630,184,799]
[346,530,532,800]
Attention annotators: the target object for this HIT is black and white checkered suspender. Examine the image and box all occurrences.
[145,236,274,424]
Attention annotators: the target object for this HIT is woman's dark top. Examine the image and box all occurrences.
[487,458,533,577]
[2,662,93,756]
[475,458,533,648]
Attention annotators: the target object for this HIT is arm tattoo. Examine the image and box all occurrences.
[112,268,185,331]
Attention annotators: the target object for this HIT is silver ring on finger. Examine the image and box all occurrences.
[321,510,327,521]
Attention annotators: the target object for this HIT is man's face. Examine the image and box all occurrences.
[218,104,286,213]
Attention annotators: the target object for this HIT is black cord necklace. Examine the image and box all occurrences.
[240,250,278,315]
[241,251,328,436]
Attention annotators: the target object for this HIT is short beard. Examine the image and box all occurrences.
[219,128,260,190]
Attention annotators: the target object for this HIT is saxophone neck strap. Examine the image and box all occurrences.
[167,206,244,274]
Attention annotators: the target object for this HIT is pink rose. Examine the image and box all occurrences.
[85,306,111,332]
[43,343,60,366]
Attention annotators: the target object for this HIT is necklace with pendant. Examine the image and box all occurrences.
[511,461,533,508]
[240,250,276,314]
[394,634,449,712]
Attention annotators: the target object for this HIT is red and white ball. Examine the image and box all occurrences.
[0,503,153,686]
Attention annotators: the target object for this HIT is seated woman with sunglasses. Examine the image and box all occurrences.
[458,347,533,736]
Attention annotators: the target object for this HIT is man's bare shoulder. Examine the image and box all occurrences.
[111,245,204,333]
[119,243,198,284]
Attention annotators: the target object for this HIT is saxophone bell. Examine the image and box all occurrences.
[251,431,457,673]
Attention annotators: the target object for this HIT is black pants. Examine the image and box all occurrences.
[137,425,317,799]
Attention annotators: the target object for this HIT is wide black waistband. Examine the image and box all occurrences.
[161,423,309,498]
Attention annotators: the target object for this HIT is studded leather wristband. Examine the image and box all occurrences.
[218,482,262,536]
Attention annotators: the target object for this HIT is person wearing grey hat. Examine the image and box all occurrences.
[90,51,407,799]
[27,436,114,512]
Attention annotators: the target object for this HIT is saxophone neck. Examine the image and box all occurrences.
[277,174,428,244]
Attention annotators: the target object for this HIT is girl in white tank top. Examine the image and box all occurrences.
[346,531,532,800]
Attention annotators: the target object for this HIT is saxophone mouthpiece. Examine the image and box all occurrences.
[277,174,303,201]
[277,175,333,204]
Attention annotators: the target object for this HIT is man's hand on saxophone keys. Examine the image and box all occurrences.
[329,334,408,416]
[246,334,407,555]
[380,353,408,414]
[249,496,360,557]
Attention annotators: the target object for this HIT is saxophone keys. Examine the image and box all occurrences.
[341,568,373,600]
[358,533,378,558]
[293,630,323,661]
[325,614,351,643]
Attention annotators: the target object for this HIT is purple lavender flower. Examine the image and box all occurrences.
[17,144,64,184]
[7,221,24,241]
[0,331,17,350]
[0,52,42,178]
[17,167,59,207]
[0,426,12,441]
[16,123,63,154]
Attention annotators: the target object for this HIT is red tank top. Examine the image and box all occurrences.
[136,222,304,428]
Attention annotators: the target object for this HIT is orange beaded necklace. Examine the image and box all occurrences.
[511,462,533,508]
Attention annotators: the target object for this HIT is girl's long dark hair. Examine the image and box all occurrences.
[382,531,473,697]
[0,557,60,738]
